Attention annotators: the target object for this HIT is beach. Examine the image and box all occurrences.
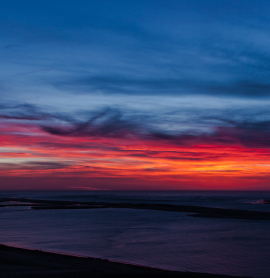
[0,244,245,278]
[2,0,270,277]
[1,191,270,278]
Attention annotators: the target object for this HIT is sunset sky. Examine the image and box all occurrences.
[1,0,270,190]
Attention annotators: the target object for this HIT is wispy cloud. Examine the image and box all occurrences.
[1,103,270,149]
[0,161,71,170]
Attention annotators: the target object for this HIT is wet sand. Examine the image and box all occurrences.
[0,244,246,278]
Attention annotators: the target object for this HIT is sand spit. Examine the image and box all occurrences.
[1,197,270,220]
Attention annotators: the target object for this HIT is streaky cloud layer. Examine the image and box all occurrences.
[1,103,270,190]
[1,0,270,189]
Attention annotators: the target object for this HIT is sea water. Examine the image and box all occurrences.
[1,191,270,278]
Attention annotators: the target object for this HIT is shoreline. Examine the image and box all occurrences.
[0,244,248,278]
[1,197,270,220]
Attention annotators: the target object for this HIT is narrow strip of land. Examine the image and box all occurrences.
[1,197,270,220]
[0,244,247,278]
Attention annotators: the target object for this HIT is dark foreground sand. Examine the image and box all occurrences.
[0,244,246,278]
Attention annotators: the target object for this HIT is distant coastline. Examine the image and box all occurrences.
[1,197,270,220]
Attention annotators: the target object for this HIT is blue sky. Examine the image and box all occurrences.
[1,1,270,134]
[1,1,270,144]
[2,0,270,99]
[2,1,270,189]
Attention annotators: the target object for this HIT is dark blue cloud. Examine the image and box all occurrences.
[1,0,270,105]
[52,76,270,97]
[2,103,270,148]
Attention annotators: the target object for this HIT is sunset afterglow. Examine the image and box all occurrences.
[1,0,270,190]
[1,107,270,190]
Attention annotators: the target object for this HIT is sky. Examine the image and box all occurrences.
[1,0,270,190]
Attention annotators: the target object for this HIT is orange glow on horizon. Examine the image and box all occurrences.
[1,122,270,190]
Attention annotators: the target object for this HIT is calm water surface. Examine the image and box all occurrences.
[1,191,270,278]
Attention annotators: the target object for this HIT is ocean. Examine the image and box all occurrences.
[1,191,270,278]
